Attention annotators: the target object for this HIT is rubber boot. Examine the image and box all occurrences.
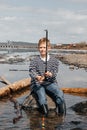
[56,103,64,116]
[38,104,48,117]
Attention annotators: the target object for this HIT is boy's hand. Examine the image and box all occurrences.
[44,71,52,77]
[36,75,45,83]
[36,71,52,83]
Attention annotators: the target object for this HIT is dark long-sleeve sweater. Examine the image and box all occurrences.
[29,55,59,87]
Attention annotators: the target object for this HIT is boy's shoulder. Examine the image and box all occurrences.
[31,55,40,61]
[50,54,57,59]
[50,54,59,63]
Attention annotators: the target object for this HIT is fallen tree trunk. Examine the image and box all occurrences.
[61,87,87,94]
[0,78,87,98]
[0,78,31,98]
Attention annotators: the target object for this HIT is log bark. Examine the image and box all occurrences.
[61,87,87,94]
[0,78,87,98]
[0,78,31,98]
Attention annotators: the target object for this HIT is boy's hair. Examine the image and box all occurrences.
[38,37,51,47]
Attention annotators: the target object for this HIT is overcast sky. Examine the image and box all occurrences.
[0,0,87,44]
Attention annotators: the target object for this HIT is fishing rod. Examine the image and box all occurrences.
[44,29,48,73]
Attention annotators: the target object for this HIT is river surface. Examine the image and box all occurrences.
[0,51,87,130]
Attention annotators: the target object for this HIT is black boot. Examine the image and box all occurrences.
[38,104,48,117]
[56,103,64,116]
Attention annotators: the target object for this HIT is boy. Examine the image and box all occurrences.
[29,37,65,116]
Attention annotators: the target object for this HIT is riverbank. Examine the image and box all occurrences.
[0,50,87,69]
[56,53,87,69]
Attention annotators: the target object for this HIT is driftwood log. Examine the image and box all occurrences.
[61,87,87,95]
[0,78,87,98]
[0,78,31,98]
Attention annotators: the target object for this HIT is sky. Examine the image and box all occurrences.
[0,0,87,44]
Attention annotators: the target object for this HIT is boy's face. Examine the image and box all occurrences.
[38,42,51,57]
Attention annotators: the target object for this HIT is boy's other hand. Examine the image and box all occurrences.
[36,75,45,83]
[44,71,52,77]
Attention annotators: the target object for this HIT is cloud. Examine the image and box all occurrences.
[0,16,17,21]
[0,0,87,43]
[62,0,87,3]
[70,0,87,3]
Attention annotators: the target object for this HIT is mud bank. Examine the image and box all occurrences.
[57,54,87,69]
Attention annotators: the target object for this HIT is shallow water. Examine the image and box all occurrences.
[58,61,87,88]
[0,51,87,130]
[0,93,87,130]
[0,51,87,88]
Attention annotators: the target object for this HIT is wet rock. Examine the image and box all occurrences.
[8,57,25,64]
[71,101,87,115]
[70,128,82,130]
[71,121,81,125]
[69,65,75,70]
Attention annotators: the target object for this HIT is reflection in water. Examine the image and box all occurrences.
[0,90,87,129]
[25,110,64,130]
[10,92,65,130]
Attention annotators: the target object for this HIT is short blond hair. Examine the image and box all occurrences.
[38,37,51,48]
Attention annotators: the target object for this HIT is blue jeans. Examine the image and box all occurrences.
[32,82,64,107]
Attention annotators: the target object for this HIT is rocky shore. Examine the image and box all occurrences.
[56,53,87,69]
[0,51,87,69]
